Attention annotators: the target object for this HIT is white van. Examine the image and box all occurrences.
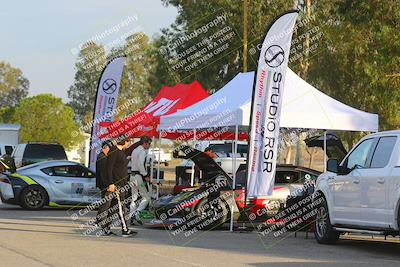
[0,144,15,156]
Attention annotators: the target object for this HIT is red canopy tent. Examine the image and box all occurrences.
[99,81,209,139]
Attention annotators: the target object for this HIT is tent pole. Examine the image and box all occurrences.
[156,136,161,199]
[190,129,197,186]
[150,137,155,181]
[323,130,327,172]
[150,136,155,200]
[230,123,239,232]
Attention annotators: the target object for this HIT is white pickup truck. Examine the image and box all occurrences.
[313,130,400,244]
[147,148,172,166]
[176,141,247,173]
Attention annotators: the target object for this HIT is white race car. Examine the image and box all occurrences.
[0,159,100,210]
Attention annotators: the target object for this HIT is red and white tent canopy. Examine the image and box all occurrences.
[100,81,209,138]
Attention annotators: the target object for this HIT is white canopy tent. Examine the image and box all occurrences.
[158,69,379,232]
[159,69,379,132]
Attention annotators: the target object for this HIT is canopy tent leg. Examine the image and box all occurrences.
[150,136,155,198]
[323,130,327,172]
[190,129,197,187]
[156,136,161,199]
[230,123,239,232]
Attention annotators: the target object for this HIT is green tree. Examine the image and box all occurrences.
[68,42,106,126]
[0,61,29,109]
[0,106,16,123]
[68,34,158,125]
[12,94,82,150]
[147,35,178,95]
[307,0,400,147]
[109,32,158,118]
[158,0,400,148]
[156,0,293,91]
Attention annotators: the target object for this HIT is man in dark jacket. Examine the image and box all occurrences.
[95,140,113,235]
[96,141,111,190]
[103,135,136,237]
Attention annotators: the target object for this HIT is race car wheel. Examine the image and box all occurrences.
[194,198,229,230]
[314,196,339,244]
[20,185,48,210]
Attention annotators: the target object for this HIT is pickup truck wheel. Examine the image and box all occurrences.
[398,206,400,231]
[164,162,169,167]
[314,197,339,244]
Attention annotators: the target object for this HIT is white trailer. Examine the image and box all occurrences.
[0,124,20,155]
[0,124,20,145]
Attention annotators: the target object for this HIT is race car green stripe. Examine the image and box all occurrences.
[0,160,10,169]
[10,173,37,185]
[49,202,88,208]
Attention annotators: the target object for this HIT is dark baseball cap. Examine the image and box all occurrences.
[116,134,130,145]
[101,140,112,149]
[140,136,152,144]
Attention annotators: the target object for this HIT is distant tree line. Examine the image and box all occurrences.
[0,62,80,149]
[2,0,399,150]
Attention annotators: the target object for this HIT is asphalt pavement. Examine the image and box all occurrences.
[1,202,400,267]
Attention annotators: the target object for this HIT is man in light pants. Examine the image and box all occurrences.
[130,136,152,225]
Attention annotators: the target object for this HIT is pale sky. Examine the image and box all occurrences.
[0,0,178,102]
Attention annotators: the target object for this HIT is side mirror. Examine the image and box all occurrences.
[327,159,339,173]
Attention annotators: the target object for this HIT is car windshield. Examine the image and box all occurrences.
[275,171,301,184]
[206,144,248,156]
[235,166,306,186]
[24,144,67,161]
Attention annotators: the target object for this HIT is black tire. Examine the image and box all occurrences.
[398,206,400,231]
[194,198,230,230]
[19,185,48,210]
[314,196,339,244]
[164,162,169,167]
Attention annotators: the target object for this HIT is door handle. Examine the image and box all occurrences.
[55,180,64,184]
[377,178,385,184]
[353,179,360,184]
[327,176,335,180]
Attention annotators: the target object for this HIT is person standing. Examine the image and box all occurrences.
[95,140,113,236]
[103,135,136,237]
[130,136,152,225]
